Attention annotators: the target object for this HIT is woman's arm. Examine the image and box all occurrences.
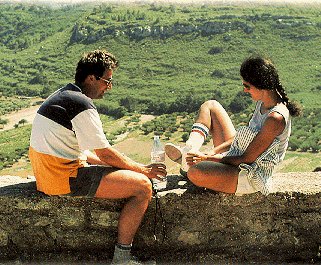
[187,112,285,167]
[221,112,285,166]
[212,137,234,154]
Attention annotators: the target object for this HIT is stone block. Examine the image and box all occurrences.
[0,229,8,247]
[56,208,86,229]
[0,174,320,264]
[90,210,119,228]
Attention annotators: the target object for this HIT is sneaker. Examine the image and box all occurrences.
[111,258,141,265]
[111,245,156,265]
[111,254,142,265]
[165,143,182,164]
[165,143,192,175]
[181,145,193,172]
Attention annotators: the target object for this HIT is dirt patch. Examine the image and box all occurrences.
[0,104,40,131]
[139,114,155,123]
[272,171,321,194]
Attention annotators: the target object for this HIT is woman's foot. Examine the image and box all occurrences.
[165,143,182,164]
[165,143,192,176]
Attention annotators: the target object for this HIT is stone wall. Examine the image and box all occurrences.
[0,174,320,264]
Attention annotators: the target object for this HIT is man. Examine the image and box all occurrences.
[29,50,166,264]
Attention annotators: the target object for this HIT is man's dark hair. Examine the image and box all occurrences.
[75,50,118,85]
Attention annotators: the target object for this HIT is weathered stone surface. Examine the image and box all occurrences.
[0,229,8,247]
[0,174,320,264]
[91,210,120,228]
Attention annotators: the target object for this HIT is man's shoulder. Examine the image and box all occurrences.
[39,84,96,120]
[60,84,90,102]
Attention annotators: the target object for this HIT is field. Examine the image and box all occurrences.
[0,2,320,173]
[0,111,319,178]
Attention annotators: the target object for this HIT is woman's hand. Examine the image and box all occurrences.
[186,151,223,166]
[186,151,207,166]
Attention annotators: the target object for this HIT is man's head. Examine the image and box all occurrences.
[75,50,119,99]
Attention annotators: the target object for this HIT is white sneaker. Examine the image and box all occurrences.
[111,246,156,265]
[165,143,182,164]
[181,145,193,172]
[111,258,156,265]
[165,143,193,175]
[111,258,142,265]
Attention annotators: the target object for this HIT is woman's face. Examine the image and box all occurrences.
[242,80,263,101]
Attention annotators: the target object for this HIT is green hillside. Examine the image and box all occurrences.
[0,2,320,171]
[1,3,320,106]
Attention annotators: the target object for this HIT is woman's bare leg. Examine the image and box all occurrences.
[195,100,236,148]
[188,161,239,193]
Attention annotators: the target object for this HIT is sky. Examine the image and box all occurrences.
[1,0,321,5]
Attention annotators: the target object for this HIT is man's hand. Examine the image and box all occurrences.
[142,163,167,180]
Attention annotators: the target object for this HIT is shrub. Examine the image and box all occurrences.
[208,47,223,54]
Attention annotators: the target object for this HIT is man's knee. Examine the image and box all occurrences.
[133,174,153,200]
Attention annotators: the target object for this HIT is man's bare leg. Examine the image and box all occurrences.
[95,169,152,245]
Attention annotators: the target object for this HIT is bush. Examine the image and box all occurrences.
[208,46,223,54]
[211,70,225,78]
[96,101,127,119]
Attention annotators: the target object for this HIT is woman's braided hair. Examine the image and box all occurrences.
[240,56,302,117]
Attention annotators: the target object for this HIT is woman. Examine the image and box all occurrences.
[165,56,302,195]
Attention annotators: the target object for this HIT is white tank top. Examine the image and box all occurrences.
[248,101,291,161]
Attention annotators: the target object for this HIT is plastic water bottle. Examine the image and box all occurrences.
[151,135,166,190]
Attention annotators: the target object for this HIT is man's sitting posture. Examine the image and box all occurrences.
[29,50,166,264]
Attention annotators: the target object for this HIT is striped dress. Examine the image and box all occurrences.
[225,101,291,195]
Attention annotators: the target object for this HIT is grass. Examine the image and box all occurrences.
[280,151,321,172]
[0,2,320,174]
[0,114,318,177]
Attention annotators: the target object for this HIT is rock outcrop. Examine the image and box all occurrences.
[0,173,320,264]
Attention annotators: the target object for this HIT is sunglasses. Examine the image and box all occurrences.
[96,76,113,85]
[242,83,251,89]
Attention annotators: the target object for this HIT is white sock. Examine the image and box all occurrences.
[112,243,132,263]
[185,123,209,151]
[181,123,209,172]
[116,243,132,250]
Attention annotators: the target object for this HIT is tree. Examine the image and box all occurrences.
[208,46,223,54]
[182,132,189,142]
[164,131,172,140]
[228,91,252,113]
[18,119,28,126]
[0,118,8,125]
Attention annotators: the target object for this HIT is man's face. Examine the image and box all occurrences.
[84,69,113,99]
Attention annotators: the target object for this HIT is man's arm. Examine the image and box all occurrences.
[94,147,166,179]
[83,150,110,166]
